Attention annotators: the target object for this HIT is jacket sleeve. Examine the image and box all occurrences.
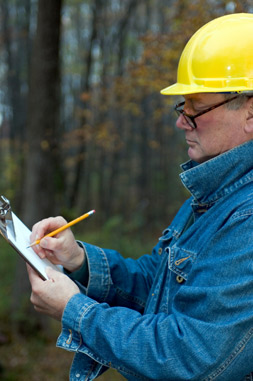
[77,241,162,312]
[57,212,253,380]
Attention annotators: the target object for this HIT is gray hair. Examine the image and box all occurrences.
[224,92,253,110]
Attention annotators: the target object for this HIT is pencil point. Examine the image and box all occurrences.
[27,241,38,248]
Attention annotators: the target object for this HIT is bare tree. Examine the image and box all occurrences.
[12,0,63,333]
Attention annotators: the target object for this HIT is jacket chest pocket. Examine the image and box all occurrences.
[150,246,196,314]
[168,246,196,282]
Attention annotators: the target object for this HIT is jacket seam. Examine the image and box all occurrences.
[231,209,253,221]
[203,327,253,380]
[115,286,146,308]
[77,302,98,336]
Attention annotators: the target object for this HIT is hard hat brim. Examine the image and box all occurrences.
[160,83,202,95]
[160,82,253,96]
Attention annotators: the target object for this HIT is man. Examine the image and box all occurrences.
[27,13,253,380]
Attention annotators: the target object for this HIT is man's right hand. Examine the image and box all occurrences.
[30,216,85,272]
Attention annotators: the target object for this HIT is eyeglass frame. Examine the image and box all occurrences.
[174,95,239,129]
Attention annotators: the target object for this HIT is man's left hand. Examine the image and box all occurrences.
[27,265,80,321]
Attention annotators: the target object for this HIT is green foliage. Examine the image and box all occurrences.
[0,239,17,318]
[75,215,158,259]
[0,141,23,203]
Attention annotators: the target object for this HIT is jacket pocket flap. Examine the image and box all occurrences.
[168,246,196,280]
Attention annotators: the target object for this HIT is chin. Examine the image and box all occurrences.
[188,148,201,163]
[188,148,216,164]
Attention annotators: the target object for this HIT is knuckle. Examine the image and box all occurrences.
[31,284,40,296]
[56,217,67,226]
[30,293,36,304]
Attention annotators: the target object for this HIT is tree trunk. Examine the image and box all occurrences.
[0,1,31,210]
[12,0,63,334]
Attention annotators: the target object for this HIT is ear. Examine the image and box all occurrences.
[245,98,253,134]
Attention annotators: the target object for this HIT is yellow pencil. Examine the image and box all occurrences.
[28,209,95,248]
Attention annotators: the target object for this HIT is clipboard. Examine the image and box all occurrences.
[0,195,63,280]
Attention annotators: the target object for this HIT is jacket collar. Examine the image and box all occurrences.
[179,141,253,206]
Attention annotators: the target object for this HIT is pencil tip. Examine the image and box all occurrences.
[27,242,36,248]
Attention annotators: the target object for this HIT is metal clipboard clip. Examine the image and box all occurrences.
[0,196,63,280]
[0,195,16,240]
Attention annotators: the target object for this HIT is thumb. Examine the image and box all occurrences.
[40,237,49,249]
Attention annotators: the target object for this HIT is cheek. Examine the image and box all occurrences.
[196,123,224,154]
[199,120,236,155]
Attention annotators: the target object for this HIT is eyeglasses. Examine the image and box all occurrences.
[174,95,239,129]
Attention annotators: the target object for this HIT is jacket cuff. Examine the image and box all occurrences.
[57,293,97,351]
[82,242,112,302]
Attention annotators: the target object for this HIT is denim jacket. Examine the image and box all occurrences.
[57,141,253,381]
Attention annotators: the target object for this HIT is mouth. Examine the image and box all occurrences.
[185,138,196,145]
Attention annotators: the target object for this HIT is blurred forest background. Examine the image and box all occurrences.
[0,0,252,380]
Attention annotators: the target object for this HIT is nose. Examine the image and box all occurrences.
[176,114,194,131]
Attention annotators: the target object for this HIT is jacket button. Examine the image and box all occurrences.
[176,275,184,284]
[158,248,163,255]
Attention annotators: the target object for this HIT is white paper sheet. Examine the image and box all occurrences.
[6,212,63,280]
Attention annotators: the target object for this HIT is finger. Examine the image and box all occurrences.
[37,217,67,239]
[38,237,62,263]
[26,264,44,286]
[42,252,60,265]
[30,217,67,245]
[31,300,47,314]
[30,219,48,245]
[30,221,41,242]
[29,242,46,259]
[26,263,37,280]
[40,236,59,251]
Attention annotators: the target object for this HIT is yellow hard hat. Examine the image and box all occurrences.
[161,13,253,95]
